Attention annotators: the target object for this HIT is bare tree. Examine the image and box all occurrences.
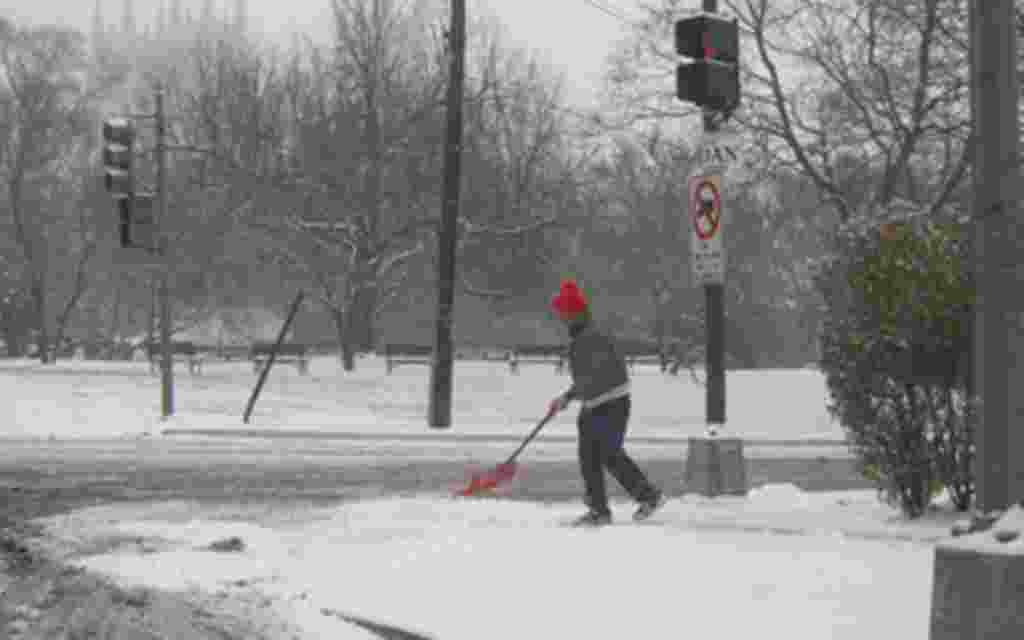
[0,22,100,362]
[581,128,698,345]
[593,0,971,364]
[115,31,298,348]
[202,2,444,370]
[455,26,578,303]
[730,0,970,225]
[179,39,281,317]
[314,0,447,356]
[599,0,697,126]
[608,0,969,226]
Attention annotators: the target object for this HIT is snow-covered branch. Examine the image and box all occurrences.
[375,241,424,279]
[291,218,360,255]
[459,215,560,238]
[459,274,516,301]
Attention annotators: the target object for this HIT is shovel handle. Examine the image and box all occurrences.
[502,408,556,467]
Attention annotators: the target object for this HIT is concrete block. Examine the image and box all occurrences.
[684,437,748,497]
[930,542,1024,639]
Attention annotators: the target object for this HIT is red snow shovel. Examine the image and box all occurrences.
[455,408,557,497]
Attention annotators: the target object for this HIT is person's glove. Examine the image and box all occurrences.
[548,394,570,415]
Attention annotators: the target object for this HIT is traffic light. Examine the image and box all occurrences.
[675,14,740,112]
[118,193,157,251]
[102,117,134,198]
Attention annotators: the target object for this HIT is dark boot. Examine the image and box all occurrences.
[571,509,612,527]
[633,492,668,522]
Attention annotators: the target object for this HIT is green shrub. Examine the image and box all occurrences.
[816,218,975,517]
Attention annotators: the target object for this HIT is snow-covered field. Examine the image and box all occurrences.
[9,357,966,639]
[4,355,841,442]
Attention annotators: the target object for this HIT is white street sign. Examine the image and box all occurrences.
[696,133,741,172]
[690,174,725,286]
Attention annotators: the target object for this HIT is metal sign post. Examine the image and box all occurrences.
[680,0,746,498]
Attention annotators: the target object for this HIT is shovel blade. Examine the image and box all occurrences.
[455,462,519,497]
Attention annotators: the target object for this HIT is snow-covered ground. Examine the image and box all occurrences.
[4,355,841,442]
[10,357,970,639]
[37,485,962,640]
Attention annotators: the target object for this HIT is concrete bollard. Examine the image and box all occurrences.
[684,436,748,497]
[930,525,1024,639]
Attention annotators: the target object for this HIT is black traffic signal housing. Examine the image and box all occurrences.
[102,117,134,198]
[675,14,740,113]
[103,117,156,252]
[118,193,157,251]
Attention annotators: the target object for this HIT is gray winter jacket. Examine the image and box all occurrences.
[564,322,631,410]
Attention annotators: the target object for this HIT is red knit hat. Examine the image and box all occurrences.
[551,280,588,317]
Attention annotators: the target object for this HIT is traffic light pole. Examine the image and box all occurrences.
[155,86,174,419]
[104,84,208,419]
[702,0,725,428]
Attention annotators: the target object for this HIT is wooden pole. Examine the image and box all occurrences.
[243,291,305,424]
[428,0,465,429]
[156,85,174,419]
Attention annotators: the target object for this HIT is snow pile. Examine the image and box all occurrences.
[676,484,957,541]
[38,484,953,640]
[946,504,1024,554]
[749,482,815,508]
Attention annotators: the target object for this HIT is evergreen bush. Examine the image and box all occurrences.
[815,217,974,517]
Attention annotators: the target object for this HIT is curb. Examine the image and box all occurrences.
[161,429,846,448]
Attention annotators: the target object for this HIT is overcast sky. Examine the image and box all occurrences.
[2,0,643,107]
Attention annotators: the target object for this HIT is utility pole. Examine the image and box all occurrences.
[968,0,1023,515]
[702,0,725,428]
[928,9,1023,635]
[428,0,465,429]
[155,86,174,419]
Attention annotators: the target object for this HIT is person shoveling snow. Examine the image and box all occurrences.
[547,279,667,527]
[453,280,667,525]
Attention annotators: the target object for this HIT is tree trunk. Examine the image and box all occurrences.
[108,286,122,360]
[51,322,68,364]
[361,44,383,355]
[50,262,91,364]
[350,285,377,352]
[331,306,357,372]
[2,325,23,358]
[31,276,50,364]
[0,293,30,358]
[147,277,157,361]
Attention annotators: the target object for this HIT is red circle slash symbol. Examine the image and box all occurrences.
[693,180,721,241]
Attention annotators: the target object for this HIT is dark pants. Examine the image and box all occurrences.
[577,395,659,515]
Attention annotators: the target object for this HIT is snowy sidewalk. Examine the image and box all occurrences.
[36,484,962,640]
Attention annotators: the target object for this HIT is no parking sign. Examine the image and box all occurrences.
[689,175,725,286]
